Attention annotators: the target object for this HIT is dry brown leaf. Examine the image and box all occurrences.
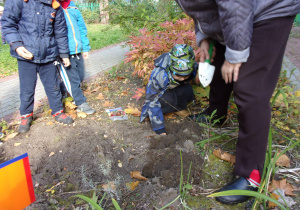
[103,101,114,108]
[121,91,128,96]
[117,76,125,81]
[164,113,176,119]
[14,143,21,147]
[268,193,280,208]
[83,90,92,95]
[77,112,87,118]
[65,101,77,110]
[213,149,236,164]
[97,93,105,100]
[49,152,55,157]
[268,179,297,196]
[175,110,190,117]
[124,105,141,117]
[126,181,140,191]
[130,171,148,181]
[102,181,116,191]
[3,133,18,142]
[68,110,77,119]
[91,86,101,93]
[103,87,109,91]
[275,153,291,167]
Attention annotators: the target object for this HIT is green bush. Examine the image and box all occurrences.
[81,9,101,24]
[107,0,186,35]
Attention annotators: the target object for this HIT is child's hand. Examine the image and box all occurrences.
[16,47,33,60]
[82,52,89,59]
[62,58,70,67]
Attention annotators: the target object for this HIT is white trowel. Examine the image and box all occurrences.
[198,41,215,88]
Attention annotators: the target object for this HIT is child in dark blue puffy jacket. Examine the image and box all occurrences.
[58,0,95,115]
[1,0,74,133]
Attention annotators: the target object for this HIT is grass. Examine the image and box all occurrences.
[0,24,128,77]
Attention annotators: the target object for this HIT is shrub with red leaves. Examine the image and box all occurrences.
[125,18,201,85]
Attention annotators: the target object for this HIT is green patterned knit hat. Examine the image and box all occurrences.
[169,44,195,76]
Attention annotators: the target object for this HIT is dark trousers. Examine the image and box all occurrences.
[207,16,295,177]
[18,60,63,115]
[159,83,194,114]
[64,54,86,106]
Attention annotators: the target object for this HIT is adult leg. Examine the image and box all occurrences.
[234,16,295,178]
[205,43,233,121]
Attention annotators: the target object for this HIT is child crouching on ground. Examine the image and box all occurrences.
[58,0,95,114]
[140,44,198,135]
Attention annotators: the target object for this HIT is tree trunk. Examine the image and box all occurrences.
[99,0,109,24]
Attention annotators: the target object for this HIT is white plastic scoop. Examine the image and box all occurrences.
[198,41,215,88]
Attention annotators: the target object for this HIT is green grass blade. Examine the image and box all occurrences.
[208,190,287,210]
[75,195,104,210]
[112,198,122,210]
[158,195,181,210]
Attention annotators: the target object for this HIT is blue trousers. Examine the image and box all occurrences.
[64,54,86,106]
[18,60,63,115]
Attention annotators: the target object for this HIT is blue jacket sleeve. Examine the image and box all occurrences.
[76,9,91,52]
[1,0,23,45]
[140,67,169,131]
[54,7,69,58]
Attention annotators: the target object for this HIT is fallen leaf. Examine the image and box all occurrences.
[91,86,101,93]
[131,171,148,181]
[68,110,77,119]
[65,101,77,110]
[117,76,125,81]
[121,91,128,96]
[102,181,116,191]
[49,152,55,157]
[275,153,291,167]
[97,93,104,100]
[103,101,114,108]
[14,143,21,147]
[3,133,18,141]
[126,181,140,191]
[47,122,54,125]
[213,149,236,164]
[164,113,176,119]
[175,110,190,117]
[77,112,87,118]
[132,87,145,101]
[268,179,297,196]
[268,193,280,208]
[124,105,141,117]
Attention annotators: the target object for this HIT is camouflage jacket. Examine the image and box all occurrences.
[140,53,197,132]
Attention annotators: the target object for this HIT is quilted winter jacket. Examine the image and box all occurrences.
[61,1,90,55]
[175,0,300,64]
[140,53,197,132]
[1,0,69,63]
